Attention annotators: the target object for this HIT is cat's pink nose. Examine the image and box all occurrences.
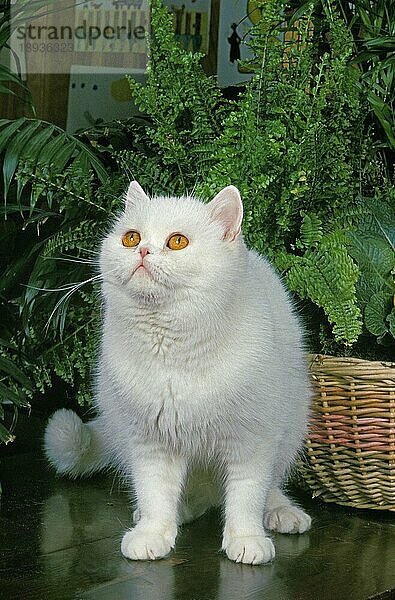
[139,247,150,259]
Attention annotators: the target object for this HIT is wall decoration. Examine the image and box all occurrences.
[163,0,211,55]
[217,0,264,87]
[73,1,148,54]
[66,65,146,132]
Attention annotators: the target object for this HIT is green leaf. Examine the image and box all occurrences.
[374,219,395,253]
[0,356,35,391]
[0,63,34,112]
[365,36,395,51]
[0,239,45,295]
[0,338,18,351]
[387,307,395,339]
[0,422,15,445]
[0,118,26,154]
[347,231,394,277]
[16,126,58,202]
[3,120,41,199]
[0,381,31,408]
[367,91,395,148]
[299,212,323,249]
[56,141,78,173]
[287,2,314,26]
[0,118,107,210]
[0,65,26,86]
[364,291,392,337]
[74,141,107,183]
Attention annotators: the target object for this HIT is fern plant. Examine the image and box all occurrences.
[291,0,395,152]
[11,165,126,397]
[197,1,369,343]
[339,0,395,152]
[0,348,33,444]
[124,0,223,194]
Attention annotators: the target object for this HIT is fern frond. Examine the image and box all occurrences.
[42,222,100,258]
[298,212,323,249]
[285,232,362,343]
[127,0,223,189]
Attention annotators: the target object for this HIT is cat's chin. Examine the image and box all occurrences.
[125,273,168,304]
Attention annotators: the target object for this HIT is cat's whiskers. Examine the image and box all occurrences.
[117,162,135,184]
[25,268,116,333]
[44,273,107,332]
[188,181,199,199]
[44,255,98,266]
[76,247,99,256]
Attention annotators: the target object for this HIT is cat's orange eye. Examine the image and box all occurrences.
[167,233,189,251]
[122,230,141,248]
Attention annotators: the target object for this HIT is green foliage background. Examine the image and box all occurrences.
[0,0,394,442]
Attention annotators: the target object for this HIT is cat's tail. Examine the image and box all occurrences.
[44,409,111,478]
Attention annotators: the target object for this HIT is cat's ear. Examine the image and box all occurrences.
[208,186,243,242]
[124,181,149,209]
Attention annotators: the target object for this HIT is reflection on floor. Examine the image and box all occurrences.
[1,452,394,600]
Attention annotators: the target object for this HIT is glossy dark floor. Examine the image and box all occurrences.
[1,451,394,600]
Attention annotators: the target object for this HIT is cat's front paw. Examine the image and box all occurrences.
[222,534,275,565]
[121,526,176,561]
[264,505,311,534]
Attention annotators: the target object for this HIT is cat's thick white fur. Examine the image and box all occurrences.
[45,182,312,565]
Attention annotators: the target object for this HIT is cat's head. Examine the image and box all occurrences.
[100,181,244,305]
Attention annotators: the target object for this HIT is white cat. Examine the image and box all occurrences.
[45,182,312,565]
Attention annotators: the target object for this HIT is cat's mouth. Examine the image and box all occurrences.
[131,262,154,280]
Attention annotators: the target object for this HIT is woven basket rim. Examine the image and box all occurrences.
[308,353,395,378]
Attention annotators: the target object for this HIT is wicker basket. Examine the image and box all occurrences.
[298,354,395,511]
